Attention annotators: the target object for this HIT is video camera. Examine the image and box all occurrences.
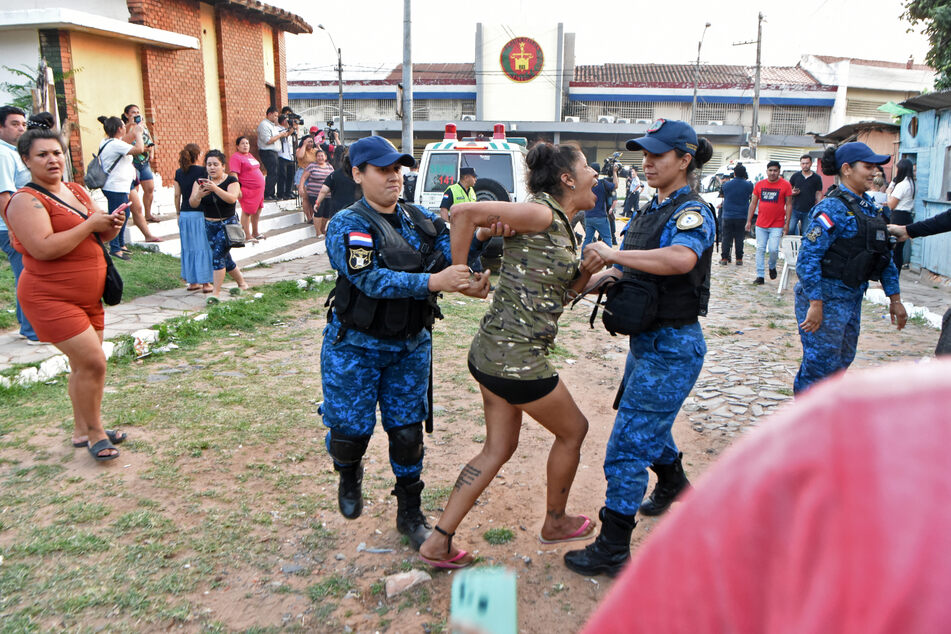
[325,121,340,145]
[285,112,304,127]
[601,152,631,179]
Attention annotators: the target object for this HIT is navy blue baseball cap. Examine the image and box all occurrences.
[834,142,890,169]
[459,167,477,178]
[626,119,698,155]
[349,135,415,168]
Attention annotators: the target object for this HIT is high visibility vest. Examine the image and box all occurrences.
[447,182,477,206]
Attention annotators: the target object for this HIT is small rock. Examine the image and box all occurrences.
[385,570,432,598]
[751,404,764,417]
[759,391,790,401]
[723,386,755,397]
[335,553,345,560]
[281,564,304,574]
[146,374,170,383]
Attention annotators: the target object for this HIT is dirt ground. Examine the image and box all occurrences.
[0,259,937,633]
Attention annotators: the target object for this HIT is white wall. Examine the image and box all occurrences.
[479,24,561,122]
[0,29,42,107]
[16,0,129,20]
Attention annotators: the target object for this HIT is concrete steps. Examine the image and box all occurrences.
[91,184,326,267]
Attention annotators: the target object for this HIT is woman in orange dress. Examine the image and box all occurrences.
[2,127,127,462]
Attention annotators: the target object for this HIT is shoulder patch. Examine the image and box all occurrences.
[675,210,704,231]
[805,226,822,242]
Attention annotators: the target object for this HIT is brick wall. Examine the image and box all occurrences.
[127,0,209,180]
[38,29,83,180]
[275,30,287,107]
[216,7,272,157]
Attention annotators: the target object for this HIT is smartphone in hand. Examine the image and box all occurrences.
[114,202,131,214]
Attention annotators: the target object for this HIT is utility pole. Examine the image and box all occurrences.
[401,0,413,156]
[690,22,711,125]
[751,12,762,158]
[733,12,763,158]
[337,46,344,145]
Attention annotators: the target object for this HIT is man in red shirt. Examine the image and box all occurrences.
[745,161,792,284]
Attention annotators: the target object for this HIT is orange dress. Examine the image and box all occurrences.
[7,183,107,343]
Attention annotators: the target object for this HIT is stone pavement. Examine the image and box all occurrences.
[0,252,333,371]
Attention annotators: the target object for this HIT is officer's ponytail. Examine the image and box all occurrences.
[526,141,582,198]
[677,137,713,175]
[819,146,839,176]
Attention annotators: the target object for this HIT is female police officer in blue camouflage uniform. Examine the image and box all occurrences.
[320,135,487,550]
[793,142,906,394]
[564,119,716,577]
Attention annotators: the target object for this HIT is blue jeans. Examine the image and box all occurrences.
[788,209,809,236]
[755,226,783,277]
[104,190,130,253]
[0,230,37,340]
[582,214,614,251]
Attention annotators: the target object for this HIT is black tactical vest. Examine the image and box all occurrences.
[820,188,891,288]
[620,190,712,326]
[328,201,447,340]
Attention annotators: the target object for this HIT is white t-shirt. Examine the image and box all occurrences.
[891,178,915,211]
[99,138,135,193]
[868,190,888,205]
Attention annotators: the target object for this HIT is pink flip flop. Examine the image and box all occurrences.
[537,515,596,544]
[419,550,473,570]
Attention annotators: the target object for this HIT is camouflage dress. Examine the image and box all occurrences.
[468,192,579,380]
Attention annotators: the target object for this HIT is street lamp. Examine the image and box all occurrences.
[690,22,711,125]
[317,24,344,145]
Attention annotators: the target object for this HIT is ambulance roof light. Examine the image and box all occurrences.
[493,124,506,140]
[444,123,457,140]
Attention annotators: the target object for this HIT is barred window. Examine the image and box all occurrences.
[694,103,744,125]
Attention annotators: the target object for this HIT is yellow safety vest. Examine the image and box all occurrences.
[447,182,477,206]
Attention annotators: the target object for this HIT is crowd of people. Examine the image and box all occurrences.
[1,102,946,628]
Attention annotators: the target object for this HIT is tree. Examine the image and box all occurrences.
[903,0,951,90]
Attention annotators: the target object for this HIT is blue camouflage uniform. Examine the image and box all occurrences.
[604,185,715,516]
[321,198,451,478]
[793,185,900,394]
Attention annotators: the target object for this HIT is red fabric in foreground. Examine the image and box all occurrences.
[583,360,951,634]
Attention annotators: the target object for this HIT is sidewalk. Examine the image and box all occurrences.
[0,251,332,372]
[2,251,949,372]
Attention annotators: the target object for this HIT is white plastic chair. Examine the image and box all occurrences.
[777,236,802,295]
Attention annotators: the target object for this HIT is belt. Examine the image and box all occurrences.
[649,317,698,331]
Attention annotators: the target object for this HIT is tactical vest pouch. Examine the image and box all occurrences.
[598,278,659,336]
[378,246,424,271]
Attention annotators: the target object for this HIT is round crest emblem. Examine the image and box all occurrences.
[647,119,666,133]
[500,37,544,83]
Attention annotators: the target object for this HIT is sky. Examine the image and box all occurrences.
[274,0,932,80]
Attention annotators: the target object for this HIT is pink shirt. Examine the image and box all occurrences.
[583,360,951,634]
[229,152,265,192]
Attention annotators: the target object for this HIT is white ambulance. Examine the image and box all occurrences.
[413,123,529,212]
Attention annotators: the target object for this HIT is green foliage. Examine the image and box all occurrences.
[483,527,515,545]
[307,574,353,601]
[903,0,951,90]
[0,61,81,115]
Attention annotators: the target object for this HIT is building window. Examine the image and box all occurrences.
[564,100,656,123]
[694,103,744,125]
[845,99,885,119]
[290,98,397,124]
[767,106,830,136]
[412,99,475,121]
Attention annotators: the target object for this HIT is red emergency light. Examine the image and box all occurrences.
[493,124,506,140]
[444,123,458,140]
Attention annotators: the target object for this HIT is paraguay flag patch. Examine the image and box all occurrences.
[817,213,834,231]
[348,231,373,247]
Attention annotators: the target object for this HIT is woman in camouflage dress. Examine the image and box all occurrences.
[419,142,605,568]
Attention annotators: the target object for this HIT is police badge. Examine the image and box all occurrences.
[675,209,704,230]
[348,247,373,272]
[805,226,822,242]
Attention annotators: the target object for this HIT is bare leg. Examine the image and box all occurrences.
[250,213,260,238]
[419,384,521,562]
[520,380,590,540]
[129,189,159,242]
[316,217,328,237]
[227,266,248,290]
[58,327,115,458]
[141,179,156,219]
[241,212,252,241]
[211,268,226,297]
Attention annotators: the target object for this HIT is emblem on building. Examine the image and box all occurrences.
[500,37,544,83]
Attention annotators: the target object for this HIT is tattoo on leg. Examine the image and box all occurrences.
[547,510,565,520]
[454,464,481,490]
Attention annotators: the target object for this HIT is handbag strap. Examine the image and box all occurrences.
[24,182,114,260]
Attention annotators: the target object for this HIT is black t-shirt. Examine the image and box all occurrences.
[199,175,239,220]
[324,169,358,213]
[789,171,823,212]
[175,164,207,212]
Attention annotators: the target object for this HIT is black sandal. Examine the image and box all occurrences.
[418,525,473,569]
[87,437,119,462]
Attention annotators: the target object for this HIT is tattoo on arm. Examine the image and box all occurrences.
[453,464,481,491]
[485,214,501,225]
[31,200,44,210]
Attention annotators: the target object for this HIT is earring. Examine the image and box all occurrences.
[570,184,576,190]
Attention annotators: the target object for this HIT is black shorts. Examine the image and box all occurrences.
[468,360,558,405]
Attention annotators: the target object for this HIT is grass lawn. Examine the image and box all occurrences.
[0,246,183,333]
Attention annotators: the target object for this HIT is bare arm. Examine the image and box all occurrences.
[886,196,900,210]
[315,184,330,211]
[188,180,204,209]
[449,201,555,265]
[215,181,240,205]
[0,191,11,218]
[173,181,181,214]
[745,197,758,230]
[6,193,120,260]
[783,197,792,234]
[121,125,146,155]
[585,241,699,276]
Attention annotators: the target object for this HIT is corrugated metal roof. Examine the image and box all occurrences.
[572,63,821,88]
[385,64,475,83]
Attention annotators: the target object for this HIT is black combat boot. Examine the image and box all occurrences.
[392,479,432,550]
[335,462,363,519]
[563,507,637,577]
[638,452,690,517]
